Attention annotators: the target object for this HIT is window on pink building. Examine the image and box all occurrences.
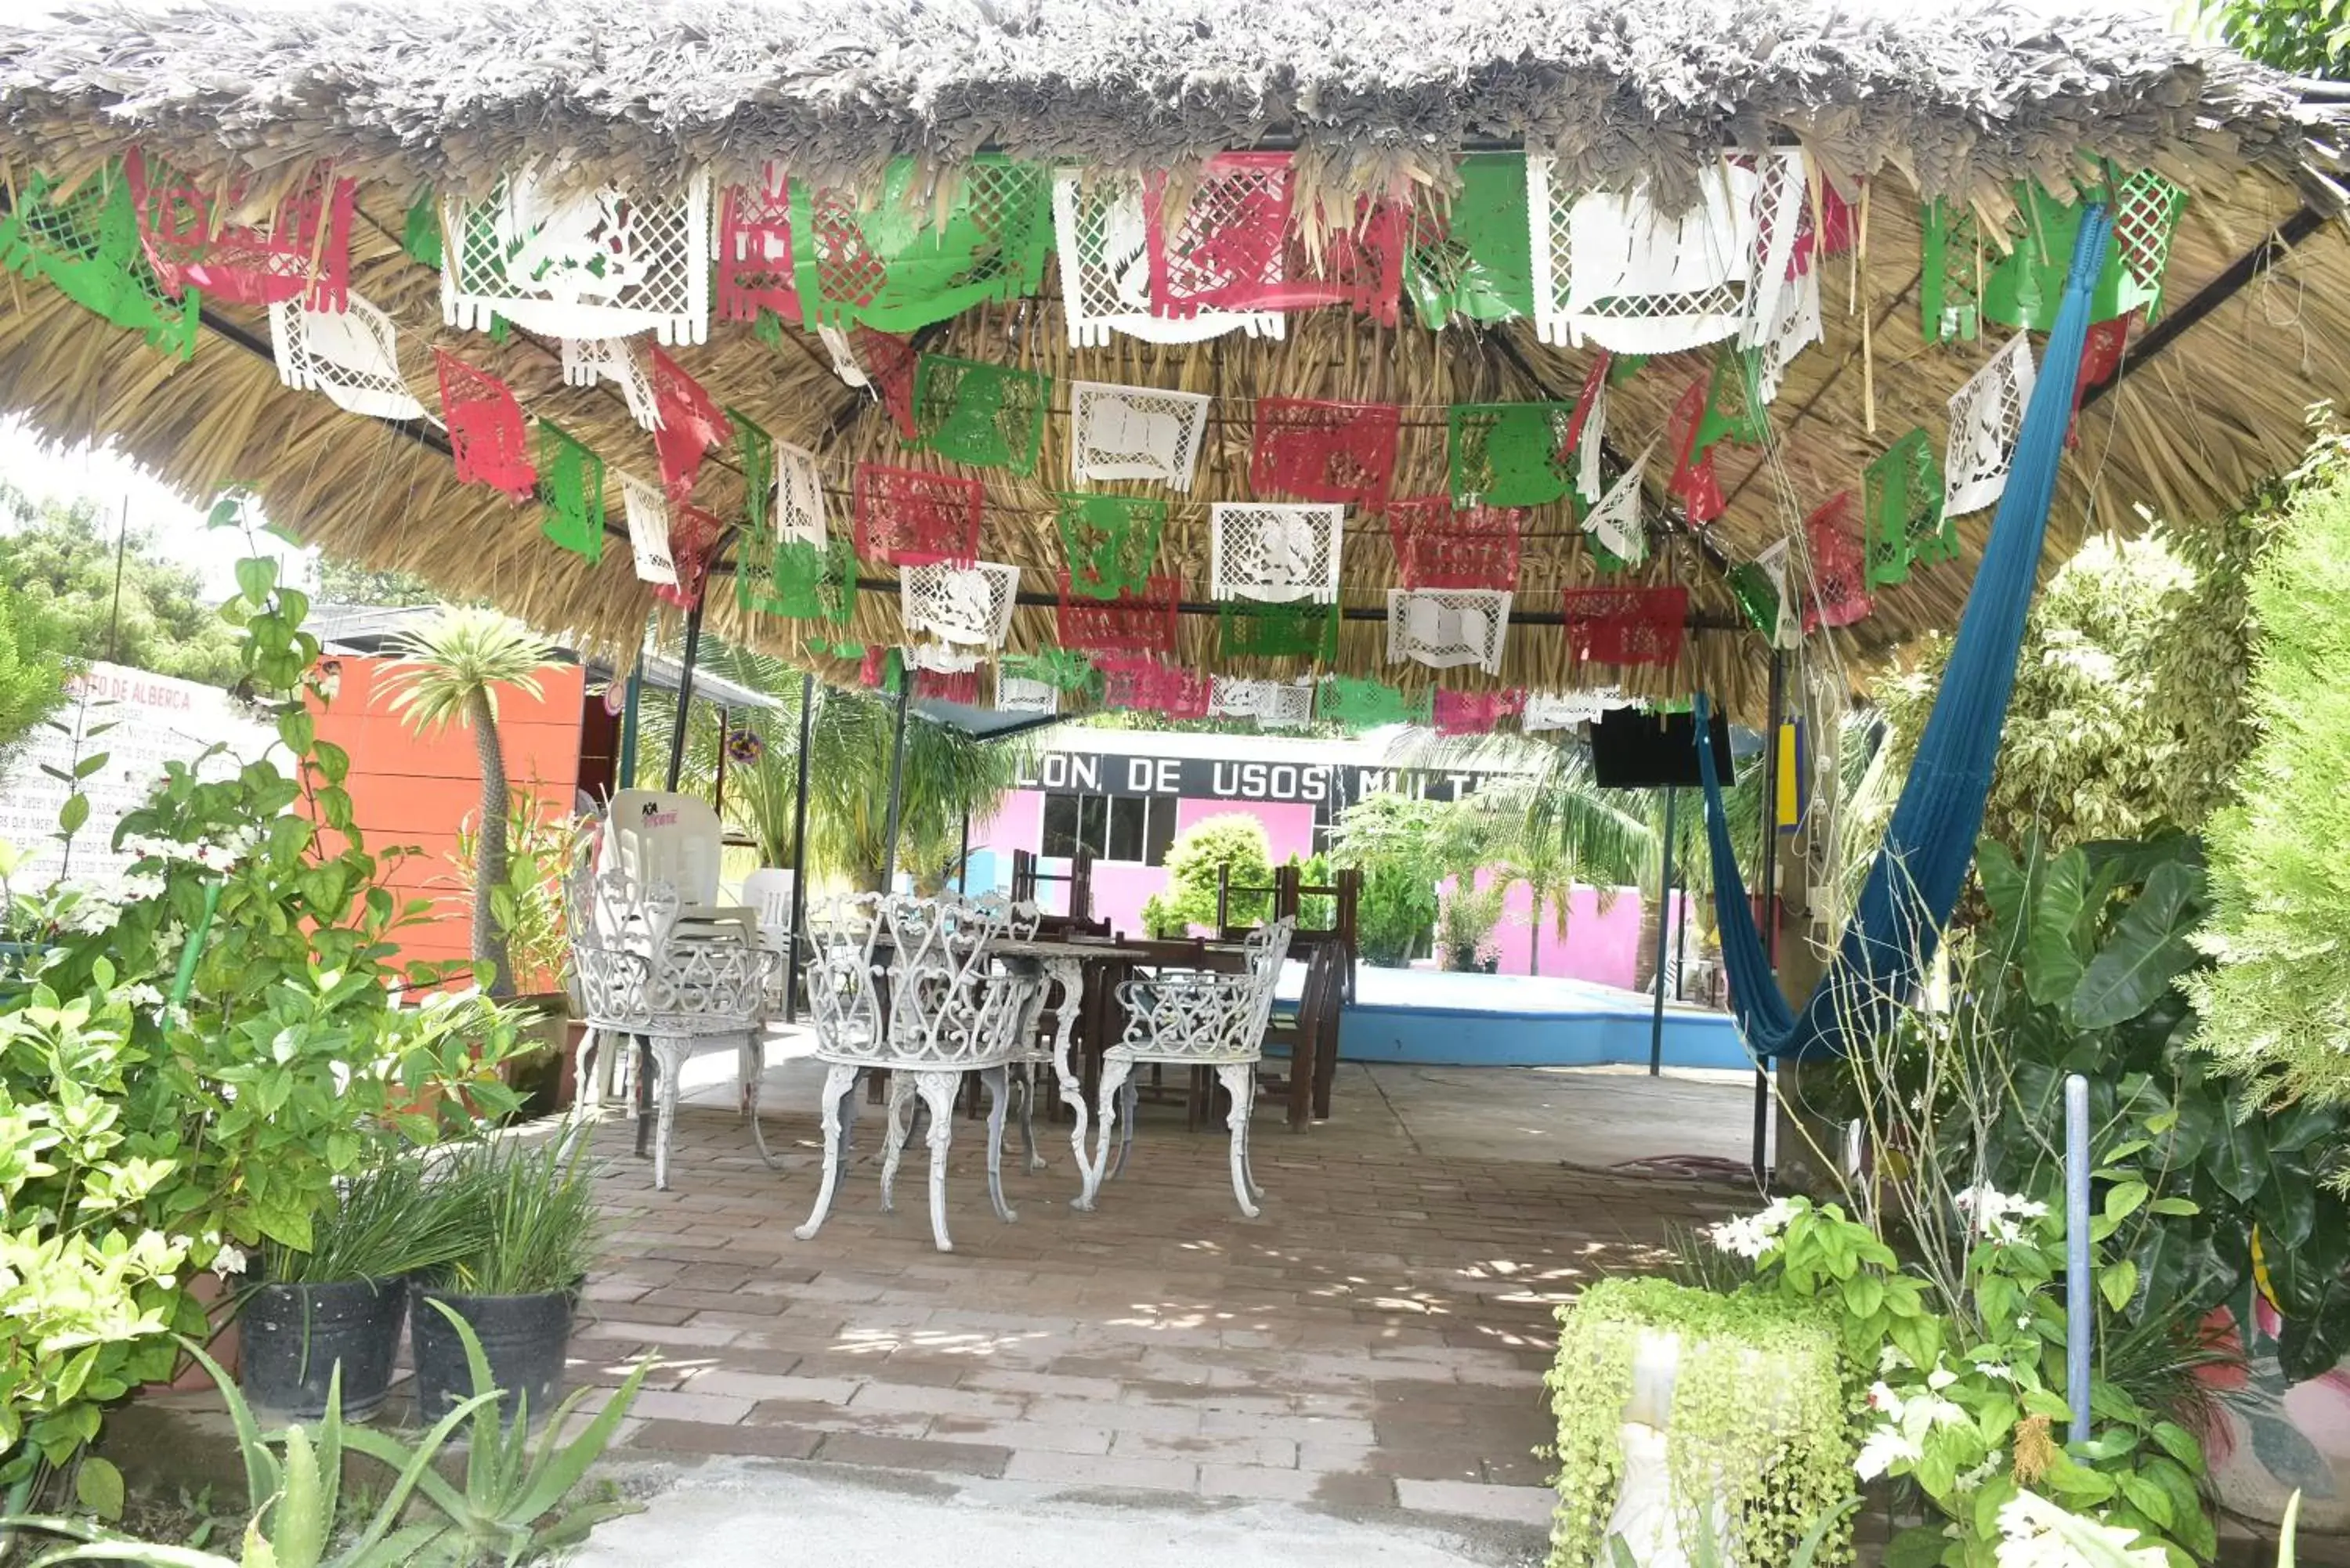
[1042,790,1177,865]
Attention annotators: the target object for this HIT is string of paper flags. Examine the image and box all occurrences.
[0,142,2187,730]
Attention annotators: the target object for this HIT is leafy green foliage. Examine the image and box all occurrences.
[1546,1275,1853,1568]
[1872,519,2263,854]
[1141,815,1273,938]
[0,503,531,1487]
[1721,1194,2215,1566]
[449,797,590,998]
[2192,443,2350,1118]
[0,984,190,1485]
[2,1317,652,1566]
[0,485,241,686]
[0,580,74,768]
[2201,0,2350,74]
[421,1136,599,1299]
[1436,878,1506,970]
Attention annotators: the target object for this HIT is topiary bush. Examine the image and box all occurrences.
[1546,1276,1852,1568]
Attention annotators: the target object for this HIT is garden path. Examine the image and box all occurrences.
[569,1058,1750,1556]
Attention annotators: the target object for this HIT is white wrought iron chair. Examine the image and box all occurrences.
[794,894,1038,1252]
[1078,919,1295,1218]
[566,841,777,1191]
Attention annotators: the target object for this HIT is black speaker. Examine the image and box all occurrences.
[1589,707,1737,789]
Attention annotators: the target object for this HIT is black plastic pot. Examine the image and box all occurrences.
[410,1285,575,1425]
[238,1277,407,1421]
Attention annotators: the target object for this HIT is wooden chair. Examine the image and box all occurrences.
[1257,940,1342,1129]
[1010,847,1095,922]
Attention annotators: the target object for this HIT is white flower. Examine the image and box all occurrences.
[1879,1342,1914,1374]
[1707,1215,1770,1259]
[121,983,164,1009]
[214,1244,248,1277]
[1855,1424,1920,1482]
[1706,1198,1800,1261]
[1927,1366,1959,1391]
[1957,1184,2051,1245]
[1971,1360,2016,1382]
[1994,1489,2168,1567]
[1867,1381,1904,1415]
[115,871,168,903]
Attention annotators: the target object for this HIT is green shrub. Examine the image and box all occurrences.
[1141,815,1272,938]
[2191,442,2350,1115]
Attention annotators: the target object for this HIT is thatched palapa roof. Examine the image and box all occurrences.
[0,0,2344,721]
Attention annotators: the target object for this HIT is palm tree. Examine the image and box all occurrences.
[635,637,1039,893]
[380,608,557,995]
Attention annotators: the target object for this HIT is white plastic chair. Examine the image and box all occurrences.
[739,868,797,948]
[1079,919,1294,1218]
[602,789,724,905]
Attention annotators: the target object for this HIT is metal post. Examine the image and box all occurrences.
[2064,1073,2093,1445]
[1753,654,1785,1187]
[783,673,815,1024]
[711,703,730,817]
[1649,786,1677,1077]
[879,675,912,893]
[617,665,644,790]
[957,806,972,894]
[664,595,707,793]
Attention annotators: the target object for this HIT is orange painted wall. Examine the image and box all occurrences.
[311,657,587,975]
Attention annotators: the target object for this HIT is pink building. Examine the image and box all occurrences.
[965,729,1675,990]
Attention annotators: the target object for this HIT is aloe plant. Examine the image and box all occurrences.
[0,1316,651,1567]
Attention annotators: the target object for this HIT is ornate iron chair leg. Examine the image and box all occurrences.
[1114,1076,1140,1178]
[1076,1055,1133,1212]
[633,1035,654,1158]
[651,1035,687,1192]
[743,1033,781,1171]
[982,1066,1017,1223]
[880,1073,916,1215]
[1017,1064,1045,1173]
[795,1062,859,1241]
[916,1070,958,1252]
[1216,1062,1260,1219]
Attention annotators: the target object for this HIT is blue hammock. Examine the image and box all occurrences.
[1694,202,2113,1062]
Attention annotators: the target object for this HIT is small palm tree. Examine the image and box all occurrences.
[381,608,558,995]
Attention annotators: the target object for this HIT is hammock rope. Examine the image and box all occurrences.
[1695,201,2114,1062]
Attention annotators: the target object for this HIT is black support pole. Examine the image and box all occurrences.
[1753,654,1786,1188]
[880,675,912,893]
[957,807,972,894]
[1649,786,1676,1077]
[664,595,707,793]
[783,672,816,1024]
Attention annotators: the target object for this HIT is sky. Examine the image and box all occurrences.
[0,418,316,598]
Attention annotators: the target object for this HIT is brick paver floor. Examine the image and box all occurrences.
[573,1058,1746,1530]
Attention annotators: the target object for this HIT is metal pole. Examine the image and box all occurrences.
[1753,654,1786,1188]
[2064,1073,2093,1445]
[879,675,912,893]
[957,806,972,894]
[664,595,707,793]
[618,665,644,791]
[1649,786,1676,1077]
[783,672,815,1024]
[711,703,730,817]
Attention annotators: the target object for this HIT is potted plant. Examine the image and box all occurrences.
[449,797,591,1115]
[239,1146,477,1422]
[1437,879,1506,973]
[409,1132,599,1425]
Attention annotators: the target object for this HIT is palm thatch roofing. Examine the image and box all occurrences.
[0,0,2344,722]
